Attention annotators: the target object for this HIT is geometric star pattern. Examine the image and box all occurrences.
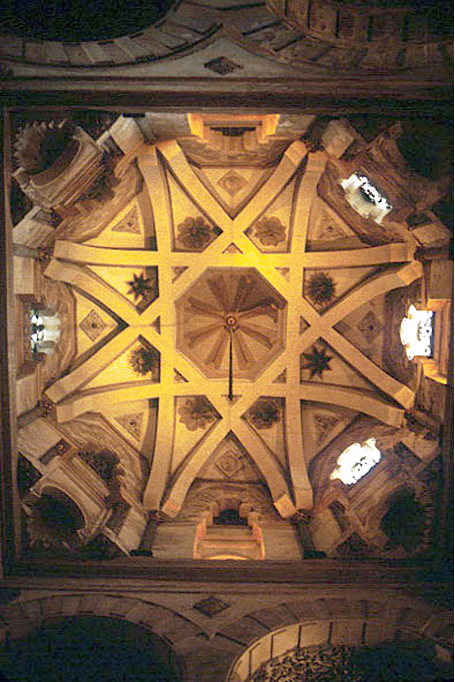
[357,309,384,345]
[111,205,140,233]
[114,413,144,442]
[193,595,230,617]
[45,139,420,520]
[79,309,107,342]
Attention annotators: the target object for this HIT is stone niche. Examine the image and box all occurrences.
[13,120,105,217]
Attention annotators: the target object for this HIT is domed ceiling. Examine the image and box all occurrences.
[11,111,452,561]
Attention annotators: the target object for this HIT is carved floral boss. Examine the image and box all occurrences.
[176,268,287,382]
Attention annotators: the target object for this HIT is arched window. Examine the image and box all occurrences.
[330,438,381,486]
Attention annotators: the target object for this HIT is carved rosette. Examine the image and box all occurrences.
[129,344,159,378]
[178,396,216,432]
[306,272,336,306]
[247,399,281,430]
[254,216,287,247]
[177,216,213,251]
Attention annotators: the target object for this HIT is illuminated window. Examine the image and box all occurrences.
[400,304,433,361]
[330,438,381,485]
[30,312,45,352]
[30,309,61,355]
[341,173,392,224]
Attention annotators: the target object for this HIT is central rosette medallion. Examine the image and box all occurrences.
[176,268,287,380]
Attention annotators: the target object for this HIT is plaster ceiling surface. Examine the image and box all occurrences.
[11,112,452,563]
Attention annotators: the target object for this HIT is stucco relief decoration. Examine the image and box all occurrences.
[218,170,247,197]
[111,205,140,233]
[26,508,65,549]
[254,216,287,246]
[114,413,143,441]
[306,272,336,306]
[79,309,106,342]
[78,450,119,485]
[248,399,281,430]
[25,494,83,549]
[129,344,159,378]
[15,120,75,175]
[357,310,383,345]
[179,396,216,431]
[177,216,213,250]
[302,345,333,379]
[215,450,244,478]
[126,272,155,301]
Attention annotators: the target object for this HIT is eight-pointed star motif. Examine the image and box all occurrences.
[302,345,333,379]
[126,272,154,301]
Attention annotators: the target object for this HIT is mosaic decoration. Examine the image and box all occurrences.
[126,272,154,301]
[114,412,144,441]
[177,216,213,250]
[254,216,286,247]
[302,346,333,379]
[178,396,216,432]
[193,595,230,617]
[306,272,336,306]
[248,398,281,430]
[79,309,107,342]
[357,310,384,345]
[111,205,140,233]
[218,169,247,197]
[313,413,340,445]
